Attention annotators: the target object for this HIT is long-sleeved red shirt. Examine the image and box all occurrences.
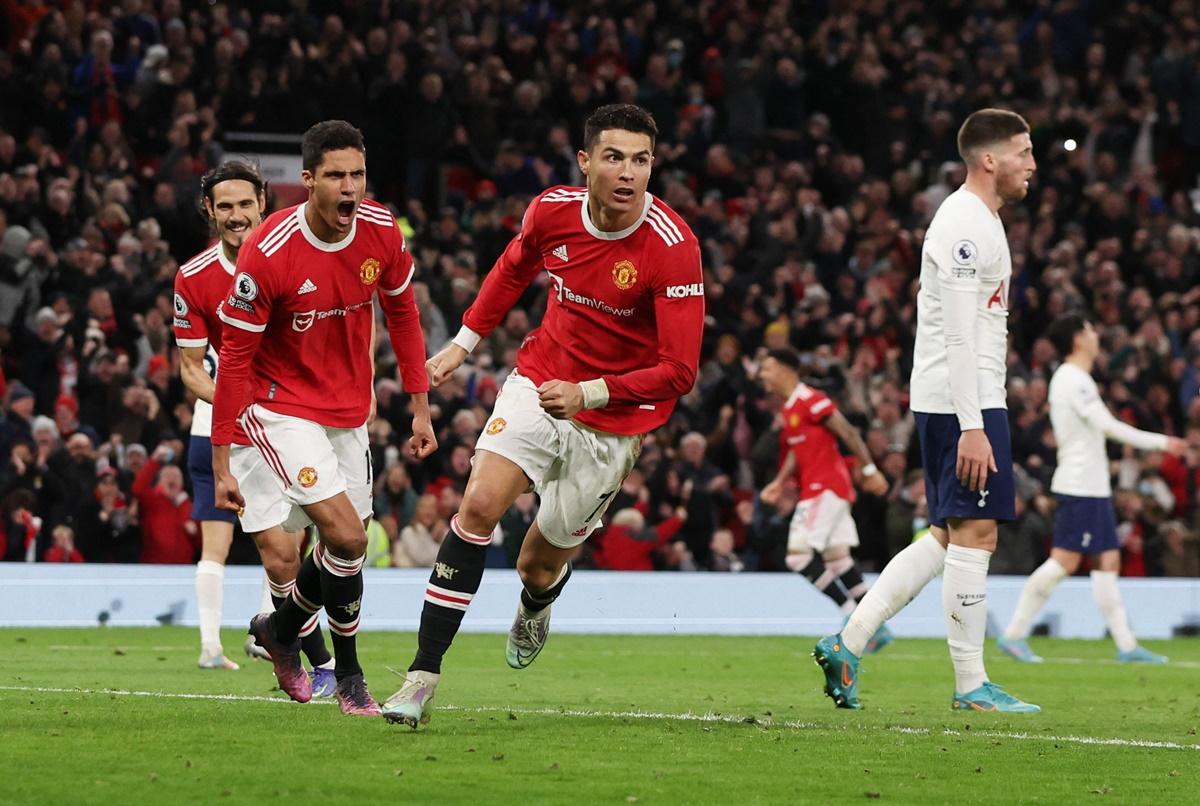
[460,186,705,435]
[133,459,199,564]
[211,199,428,444]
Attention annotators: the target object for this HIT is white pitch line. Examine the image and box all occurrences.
[2,685,1197,752]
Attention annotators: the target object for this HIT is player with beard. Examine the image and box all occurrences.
[211,122,436,716]
[815,109,1041,713]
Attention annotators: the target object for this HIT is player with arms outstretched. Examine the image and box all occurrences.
[815,109,1040,712]
[382,104,705,728]
[998,314,1183,664]
[211,121,436,715]
[758,348,893,650]
[174,160,334,688]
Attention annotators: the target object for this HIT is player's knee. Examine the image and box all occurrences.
[458,492,504,536]
[516,555,560,592]
[323,522,368,559]
[258,541,299,581]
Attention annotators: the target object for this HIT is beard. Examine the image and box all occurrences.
[998,173,1029,204]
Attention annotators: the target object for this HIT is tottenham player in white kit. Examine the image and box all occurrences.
[998,314,1184,664]
[814,109,1040,712]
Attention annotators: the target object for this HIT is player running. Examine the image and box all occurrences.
[382,104,705,728]
[814,109,1040,713]
[757,348,894,651]
[174,159,334,689]
[211,122,436,716]
[998,314,1183,664]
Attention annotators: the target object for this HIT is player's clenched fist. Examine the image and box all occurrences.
[537,379,585,419]
[426,343,468,387]
[409,415,438,459]
[213,470,245,513]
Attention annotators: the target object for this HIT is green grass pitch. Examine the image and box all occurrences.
[1,628,1197,804]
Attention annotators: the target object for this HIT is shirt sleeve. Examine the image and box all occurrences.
[458,193,547,347]
[803,390,836,423]
[211,249,273,445]
[1073,378,1169,451]
[602,236,704,405]
[378,226,430,394]
[930,221,992,431]
[172,276,208,349]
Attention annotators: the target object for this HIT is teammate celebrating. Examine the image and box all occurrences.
[174,159,333,688]
[382,104,705,729]
[757,348,893,650]
[211,122,436,716]
[998,315,1183,664]
[814,109,1040,712]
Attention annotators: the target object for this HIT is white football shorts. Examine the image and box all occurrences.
[786,489,860,554]
[476,372,641,549]
[239,403,372,530]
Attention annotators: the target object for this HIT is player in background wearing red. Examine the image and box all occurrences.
[211,122,436,715]
[173,160,336,692]
[758,349,894,652]
[382,104,705,729]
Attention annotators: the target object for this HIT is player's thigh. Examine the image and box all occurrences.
[1049,547,1083,575]
[474,372,561,493]
[537,425,640,549]
[327,423,372,522]
[946,516,998,550]
[241,403,346,508]
[188,435,238,526]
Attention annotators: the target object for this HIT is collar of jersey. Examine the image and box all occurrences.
[296,202,358,252]
[216,244,236,276]
[579,191,653,241]
[785,382,806,408]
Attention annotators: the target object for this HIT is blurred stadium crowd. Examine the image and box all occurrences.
[2,0,1200,577]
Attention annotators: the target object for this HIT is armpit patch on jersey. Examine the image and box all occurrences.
[233,272,259,301]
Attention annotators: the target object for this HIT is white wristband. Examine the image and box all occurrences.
[579,378,610,410]
[451,325,482,354]
[862,463,878,477]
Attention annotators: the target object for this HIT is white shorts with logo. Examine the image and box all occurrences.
[476,372,641,549]
[239,403,373,531]
[786,489,859,554]
[229,443,292,534]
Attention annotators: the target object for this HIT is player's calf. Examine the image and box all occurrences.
[410,518,489,674]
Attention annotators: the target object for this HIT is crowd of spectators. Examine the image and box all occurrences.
[3,0,1200,579]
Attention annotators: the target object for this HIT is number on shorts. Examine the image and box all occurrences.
[1081,531,1092,549]
[365,448,373,488]
[583,489,617,526]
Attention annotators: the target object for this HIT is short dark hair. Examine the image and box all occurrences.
[957,109,1029,162]
[1047,313,1088,358]
[766,347,802,372]
[200,159,265,210]
[301,120,365,172]
[583,104,658,152]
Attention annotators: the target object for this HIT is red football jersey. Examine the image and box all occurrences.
[779,382,854,502]
[462,186,704,435]
[172,243,251,445]
[211,198,429,445]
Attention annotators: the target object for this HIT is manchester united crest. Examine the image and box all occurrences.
[486,417,507,435]
[788,414,801,428]
[297,467,318,488]
[359,258,381,285]
[612,260,638,290]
